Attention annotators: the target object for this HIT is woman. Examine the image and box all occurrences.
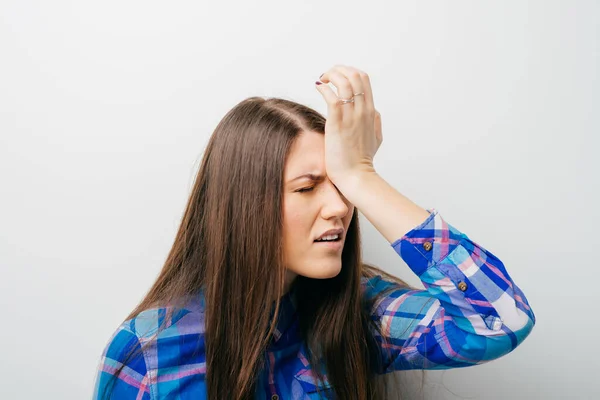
[93,65,535,399]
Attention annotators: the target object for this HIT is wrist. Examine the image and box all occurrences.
[333,168,379,201]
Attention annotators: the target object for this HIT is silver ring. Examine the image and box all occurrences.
[338,92,365,105]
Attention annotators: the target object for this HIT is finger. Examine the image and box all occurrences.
[315,80,343,123]
[319,68,355,106]
[359,72,375,112]
[319,68,355,125]
[332,65,367,116]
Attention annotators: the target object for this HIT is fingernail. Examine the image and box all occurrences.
[315,81,322,85]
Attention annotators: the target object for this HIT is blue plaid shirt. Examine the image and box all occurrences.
[93,208,535,399]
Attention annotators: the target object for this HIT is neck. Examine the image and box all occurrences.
[283,270,298,295]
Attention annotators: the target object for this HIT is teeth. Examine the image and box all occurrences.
[317,234,339,241]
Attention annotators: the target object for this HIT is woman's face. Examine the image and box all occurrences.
[282,130,355,291]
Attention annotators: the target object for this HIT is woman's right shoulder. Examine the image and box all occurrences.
[93,300,207,399]
[128,303,205,340]
[131,290,208,340]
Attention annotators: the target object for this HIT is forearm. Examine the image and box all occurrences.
[338,171,431,244]
[362,206,536,370]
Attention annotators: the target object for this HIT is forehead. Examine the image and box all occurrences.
[284,131,325,177]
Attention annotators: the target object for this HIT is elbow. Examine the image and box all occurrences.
[483,311,536,364]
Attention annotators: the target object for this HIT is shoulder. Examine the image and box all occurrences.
[130,305,204,342]
[93,317,151,399]
[98,319,146,370]
[360,273,412,303]
[359,273,436,324]
[104,294,206,363]
[126,290,206,341]
[94,297,207,399]
[97,301,203,367]
[361,273,396,293]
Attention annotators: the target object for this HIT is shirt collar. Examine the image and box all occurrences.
[270,285,299,343]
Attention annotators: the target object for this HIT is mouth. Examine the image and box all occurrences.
[313,237,343,251]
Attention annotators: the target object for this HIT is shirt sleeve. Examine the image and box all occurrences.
[363,208,536,371]
[92,321,152,399]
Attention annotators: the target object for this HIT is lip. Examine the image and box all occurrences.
[315,228,344,241]
[313,239,344,251]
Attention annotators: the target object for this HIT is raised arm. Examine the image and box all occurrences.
[361,205,535,370]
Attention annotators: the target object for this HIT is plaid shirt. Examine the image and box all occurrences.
[93,208,535,399]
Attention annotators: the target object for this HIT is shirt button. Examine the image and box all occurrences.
[423,241,432,251]
[271,395,279,400]
[457,281,468,291]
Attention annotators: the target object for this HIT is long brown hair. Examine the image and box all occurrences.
[101,96,412,399]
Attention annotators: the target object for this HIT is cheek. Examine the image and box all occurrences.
[286,212,308,243]
[284,196,314,233]
[283,216,308,270]
[283,201,308,242]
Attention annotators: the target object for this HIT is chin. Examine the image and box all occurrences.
[303,263,342,280]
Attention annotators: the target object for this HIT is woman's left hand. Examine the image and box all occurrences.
[315,65,383,187]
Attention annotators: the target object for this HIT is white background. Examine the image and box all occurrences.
[1,1,597,399]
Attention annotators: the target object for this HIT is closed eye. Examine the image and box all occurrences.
[296,187,314,193]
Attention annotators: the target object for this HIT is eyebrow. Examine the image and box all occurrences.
[287,173,325,184]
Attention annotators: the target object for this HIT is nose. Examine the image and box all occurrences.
[319,181,350,220]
